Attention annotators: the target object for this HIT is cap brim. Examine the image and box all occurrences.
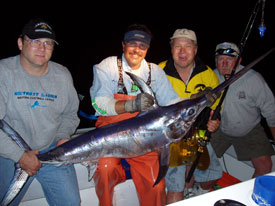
[25,34,58,45]
[125,38,150,46]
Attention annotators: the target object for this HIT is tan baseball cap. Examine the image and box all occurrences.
[170,29,197,43]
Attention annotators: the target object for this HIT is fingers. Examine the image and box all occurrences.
[25,169,38,176]
[207,110,220,132]
[140,93,154,111]
[18,150,42,176]
[209,110,214,119]
[207,119,220,132]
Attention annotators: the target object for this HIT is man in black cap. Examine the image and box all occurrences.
[0,18,81,206]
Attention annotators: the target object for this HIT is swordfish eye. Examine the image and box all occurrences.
[188,108,195,116]
[187,105,198,116]
[181,106,198,121]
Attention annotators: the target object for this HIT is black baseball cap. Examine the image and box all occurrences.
[21,18,58,44]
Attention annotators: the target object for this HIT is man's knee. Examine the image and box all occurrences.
[252,155,273,175]
[166,191,183,204]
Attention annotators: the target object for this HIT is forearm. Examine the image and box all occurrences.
[95,94,155,115]
[92,96,118,116]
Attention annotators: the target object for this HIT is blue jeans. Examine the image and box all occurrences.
[0,144,81,206]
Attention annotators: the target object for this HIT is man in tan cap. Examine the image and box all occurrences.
[159,28,223,203]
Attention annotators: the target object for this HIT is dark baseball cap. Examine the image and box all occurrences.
[21,18,58,44]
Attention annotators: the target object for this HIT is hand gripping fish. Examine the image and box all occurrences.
[0,48,274,206]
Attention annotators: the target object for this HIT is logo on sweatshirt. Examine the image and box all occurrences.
[31,101,47,109]
[238,91,246,99]
[14,91,57,109]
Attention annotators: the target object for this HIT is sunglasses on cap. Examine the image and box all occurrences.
[215,48,238,56]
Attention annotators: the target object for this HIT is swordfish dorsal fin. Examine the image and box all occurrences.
[125,72,159,109]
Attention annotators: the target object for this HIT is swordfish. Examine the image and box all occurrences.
[0,48,274,206]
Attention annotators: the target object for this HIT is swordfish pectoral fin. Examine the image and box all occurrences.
[153,145,170,187]
[0,165,29,206]
[81,160,98,182]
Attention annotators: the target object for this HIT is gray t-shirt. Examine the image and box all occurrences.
[0,55,80,162]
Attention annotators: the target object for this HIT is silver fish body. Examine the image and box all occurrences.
[38,98,204,164]
[38,45,275,165]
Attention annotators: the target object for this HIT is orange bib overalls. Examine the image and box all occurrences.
[93,58,166,206]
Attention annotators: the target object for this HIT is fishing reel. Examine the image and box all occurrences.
[169,128,210,170]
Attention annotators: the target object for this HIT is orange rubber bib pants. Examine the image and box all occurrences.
[94,93,166,206]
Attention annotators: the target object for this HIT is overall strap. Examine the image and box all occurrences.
[146,62,151,86]
[117,57,128,94]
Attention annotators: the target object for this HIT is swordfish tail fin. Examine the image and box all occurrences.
[0,120,31,205]
[0,166,29,206]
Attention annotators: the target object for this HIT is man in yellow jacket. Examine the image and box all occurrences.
[159,29,223,204]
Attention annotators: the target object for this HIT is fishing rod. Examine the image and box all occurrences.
[186,0,266,183]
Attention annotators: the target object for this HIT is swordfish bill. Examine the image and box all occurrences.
[0,48,274,206]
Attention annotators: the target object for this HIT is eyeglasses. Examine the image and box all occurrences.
[125,41,149,50]
[24,38,55,50]
[215,48,238,56]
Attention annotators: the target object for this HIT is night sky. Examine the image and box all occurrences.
[1,0,274,117]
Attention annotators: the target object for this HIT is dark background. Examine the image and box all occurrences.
[0,0,274,127]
